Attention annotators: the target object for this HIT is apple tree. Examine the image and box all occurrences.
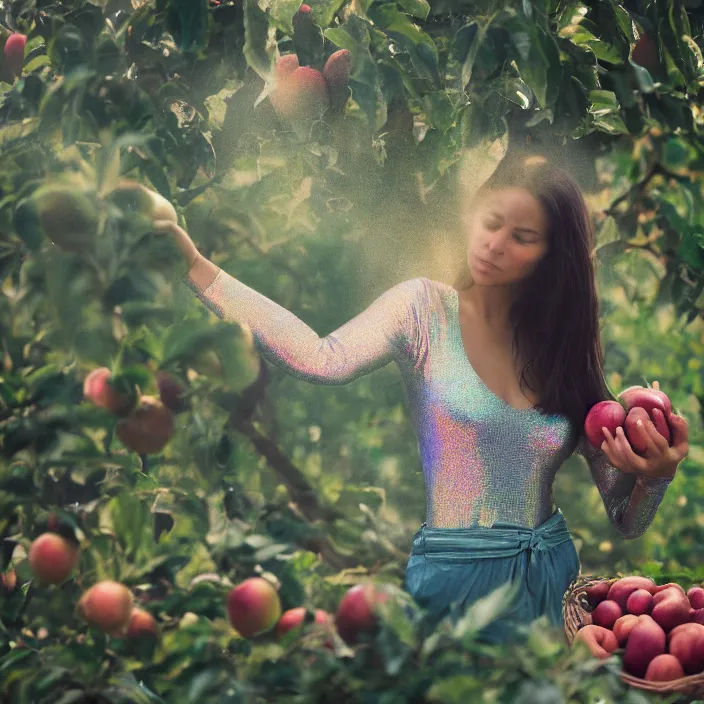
[0,0,703,701]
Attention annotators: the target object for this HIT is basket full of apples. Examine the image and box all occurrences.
[564,574,704,697]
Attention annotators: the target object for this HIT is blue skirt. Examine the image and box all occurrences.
[404,508,581,644]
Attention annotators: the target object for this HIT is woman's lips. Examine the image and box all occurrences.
[477,257,500,270]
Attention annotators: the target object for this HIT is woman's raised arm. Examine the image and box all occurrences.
[155,221,424,385]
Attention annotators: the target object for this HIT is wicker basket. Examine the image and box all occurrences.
[563,575,704,698]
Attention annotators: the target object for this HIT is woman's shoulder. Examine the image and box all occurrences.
[393,276,452,299]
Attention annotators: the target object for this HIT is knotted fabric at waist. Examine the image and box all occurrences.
[410,508,572,561]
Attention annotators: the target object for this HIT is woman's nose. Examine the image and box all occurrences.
[486,229,510,253]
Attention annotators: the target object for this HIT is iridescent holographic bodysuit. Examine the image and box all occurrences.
[185,272,672,536]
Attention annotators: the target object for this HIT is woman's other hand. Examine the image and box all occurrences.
[600,410,689,480]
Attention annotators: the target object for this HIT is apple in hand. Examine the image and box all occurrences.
[624,406,671,455]
[584,401,627,449]
[619,384,672,416]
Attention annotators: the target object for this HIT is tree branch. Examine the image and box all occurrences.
[230,417,342,524]
[231,417,365,570]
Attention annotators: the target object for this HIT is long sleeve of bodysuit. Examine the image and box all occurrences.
[574,433,673,539]
[183,268,423,384]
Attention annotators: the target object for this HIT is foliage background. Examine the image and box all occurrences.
[1,0,703,701]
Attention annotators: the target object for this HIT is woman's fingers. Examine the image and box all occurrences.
[617,426,647,472]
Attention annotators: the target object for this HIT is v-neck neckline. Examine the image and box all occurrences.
[447,286,539,414]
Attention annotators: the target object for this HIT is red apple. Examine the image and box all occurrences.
[607,575,656,610]
[619,385,672,416]
[651,587,691,633]
[654,582,687,596]
[624,406,671,455]
[632,34,660,72]
[624,615,666,678]
[322,49,351,113]
[83,367,135,417]
[116,395,174,455]
[691,608,704,626]
[613,614,640,645]
[3,33,26,78]
[335,583,389,645]
[645,653,685,682]
[573,625,619,659]
[668,622,704,674]
[585,581,612,608]
[270,66,330,122]
[227,577,282,638]
[626,589,654,616]
[592,600,622,630]
[270,54,299,115]
[77,581,134,636]
[688,587,704,610]
[156,372,189,413]
[28,533,80,585]
[584,401,626,449]
[1,568,17,594]
[276,607,332,646]
[126,607,158,639]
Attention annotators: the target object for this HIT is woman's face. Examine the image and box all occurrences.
[464,187,550,286]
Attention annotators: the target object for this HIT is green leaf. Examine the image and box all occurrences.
[23,55,50,73]
[54,691,87,704]
[608,0,635,42]
[568,27,623,63]
[244,0,273,80]
[395,0,430,20]
[454,579,522,641]
[165,0,210,53]
[324,27,357,52]
[460,21,489,89]
[106,493,153,562]
[505,17,550,109]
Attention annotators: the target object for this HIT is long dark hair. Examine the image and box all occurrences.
[453,150,615,433]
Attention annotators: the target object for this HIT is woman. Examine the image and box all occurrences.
[153,151,689,643]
